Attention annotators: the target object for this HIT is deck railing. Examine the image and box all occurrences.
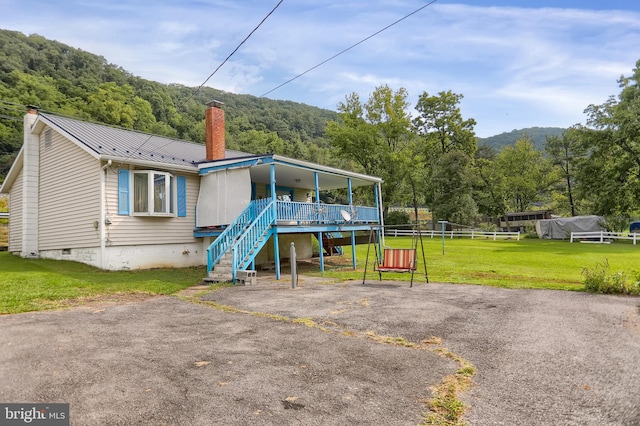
[275,201,378,224]
[205,199,380,277]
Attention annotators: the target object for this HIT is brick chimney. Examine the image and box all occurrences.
[205,100,225,161]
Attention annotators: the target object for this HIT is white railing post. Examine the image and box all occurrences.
[600,231,604,243]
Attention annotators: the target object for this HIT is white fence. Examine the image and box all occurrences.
[570,231,638,245]
[386,229,520,241]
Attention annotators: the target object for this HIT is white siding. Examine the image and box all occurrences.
[38,130,101,250]
[106,165,200,246]
[254,184,312,202]
[292,188,311,202]
[8,169,23,253]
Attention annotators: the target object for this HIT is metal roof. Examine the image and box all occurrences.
[39,113,248,169]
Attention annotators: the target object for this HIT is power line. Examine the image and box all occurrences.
[178,0,285,110]
[126,0,285,164]
[261,0,438,98]
[0,114,21,121]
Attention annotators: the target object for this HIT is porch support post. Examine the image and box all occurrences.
[271,163,280,279]
[348,178,356,269]
[315,172,324,273]
[375,182,384,259]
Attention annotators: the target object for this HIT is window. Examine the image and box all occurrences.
[133,171,174,215]
[117,169,187,217]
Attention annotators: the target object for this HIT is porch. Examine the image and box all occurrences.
[195,154,383,283]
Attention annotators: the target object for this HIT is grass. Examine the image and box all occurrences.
[2,237,639,314]
[0,252,207,314]
[312,237,640,291]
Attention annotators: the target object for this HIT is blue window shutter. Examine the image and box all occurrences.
[118,169,130,215]
[177,176,187,217]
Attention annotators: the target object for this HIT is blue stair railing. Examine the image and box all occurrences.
[231,201,276,281]
[323,232,344,255]
[206,198,270,272]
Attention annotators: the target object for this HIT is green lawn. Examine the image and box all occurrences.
[2,238,639,314]
[0,252,207,314]
[315,236,640,291]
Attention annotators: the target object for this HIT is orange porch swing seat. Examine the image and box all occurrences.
[376,248,417,275]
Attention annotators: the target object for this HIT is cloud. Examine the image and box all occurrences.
[0,0,638,136]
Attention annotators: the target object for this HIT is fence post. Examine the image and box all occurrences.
[600,231,604,243]
[493,231,497,241]
[570,232,574,243]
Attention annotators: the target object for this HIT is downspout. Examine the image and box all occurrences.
[100,159,112,269]
[348,178,356,269]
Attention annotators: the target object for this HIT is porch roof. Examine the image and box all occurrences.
[198,154,382,190]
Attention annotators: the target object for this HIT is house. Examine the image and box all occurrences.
[0,102,383,281]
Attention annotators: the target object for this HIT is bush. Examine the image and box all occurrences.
[524,224,539,239]
[478,222,497,232]
[582,259,640,295]
[385,210,410,228]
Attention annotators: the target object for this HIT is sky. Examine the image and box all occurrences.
[1,0,639,137]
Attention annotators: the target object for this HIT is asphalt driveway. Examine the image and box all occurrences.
[1,277,639,425]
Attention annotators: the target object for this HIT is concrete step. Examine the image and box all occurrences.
[205,271,233,282]
[210,266,231,275]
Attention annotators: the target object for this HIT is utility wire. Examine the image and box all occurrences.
[261,0,438,98]
[178,0,285,110]
[123,0,285,164]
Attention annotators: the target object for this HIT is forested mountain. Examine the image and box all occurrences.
[3,28,638,227]
[478,127,565,151]
[0,29,339,181]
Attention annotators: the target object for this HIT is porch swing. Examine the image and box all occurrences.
[362,225,428,287]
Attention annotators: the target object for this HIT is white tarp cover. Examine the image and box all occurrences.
[536,215,606,239]
[196,167,251,227]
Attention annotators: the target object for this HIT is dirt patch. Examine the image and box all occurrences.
[52,292,159,311]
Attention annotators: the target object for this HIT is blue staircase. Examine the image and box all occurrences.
[322,232,344,255]
[206,199,275,283]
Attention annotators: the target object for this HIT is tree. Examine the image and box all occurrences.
[545,126,587,216]
[326,86,413,212]
[86,82,156,130]
[412,90,479,224]
[432,150,479,225]
[413,90,477,157]
[578,59,640,220]
[474,157,511,230]
[495,137,555,213]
